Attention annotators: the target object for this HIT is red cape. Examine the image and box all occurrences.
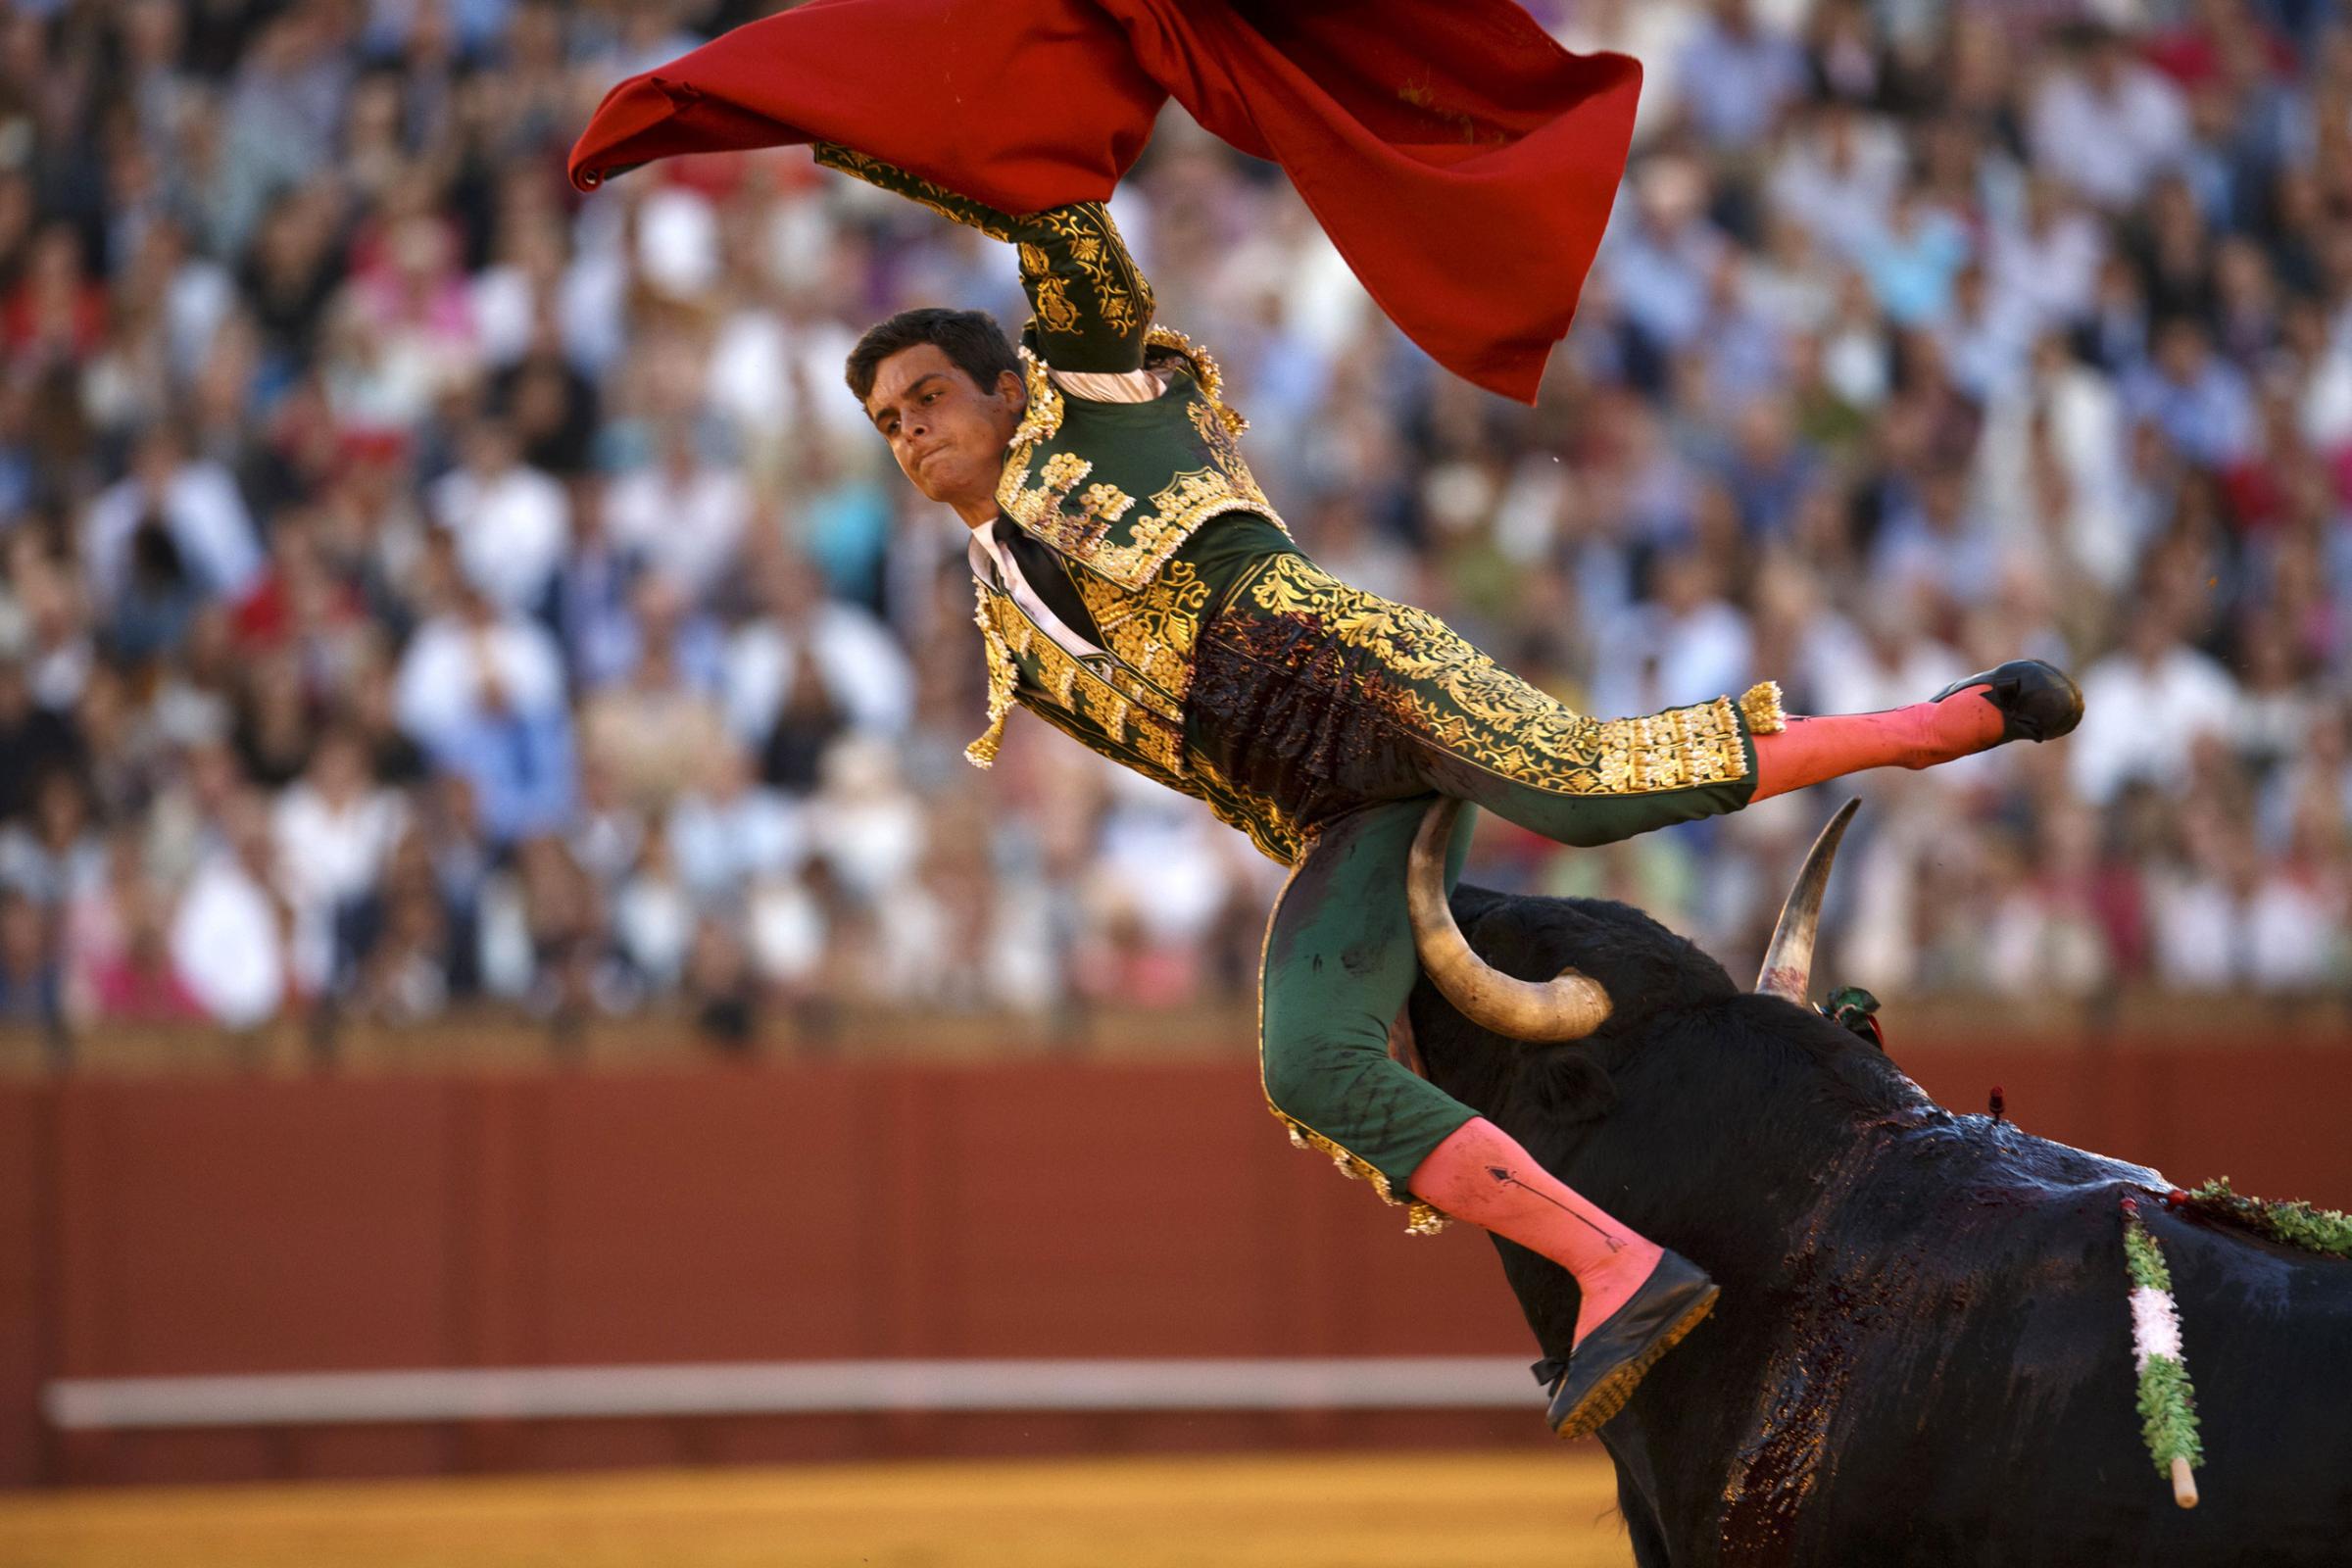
[568,0,1639,404]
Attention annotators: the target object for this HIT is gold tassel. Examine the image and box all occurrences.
[963,719,1008,770]
[1404,1203,1450,1237]
[1740,680,1788,735]
[967,591,1021,769]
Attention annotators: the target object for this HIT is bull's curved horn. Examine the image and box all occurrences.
[1755,798,1861,1004]
[1405,798,1612,1042]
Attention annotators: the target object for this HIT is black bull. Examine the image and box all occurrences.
[1409,884,2352,1567]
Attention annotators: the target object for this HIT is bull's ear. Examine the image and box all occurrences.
[1525,1046,1617,1126]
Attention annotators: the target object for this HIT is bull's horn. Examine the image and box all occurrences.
[1755,798,1861,1004]
[1405,798,1612,1042]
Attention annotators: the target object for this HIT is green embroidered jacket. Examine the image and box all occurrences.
[820,146,1306,863]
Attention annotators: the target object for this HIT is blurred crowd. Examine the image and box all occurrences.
[0,0,2345,1058]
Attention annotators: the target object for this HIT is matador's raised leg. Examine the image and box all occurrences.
[1748,660,2082,801]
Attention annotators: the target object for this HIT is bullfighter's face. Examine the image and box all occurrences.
[861,345,1025,521]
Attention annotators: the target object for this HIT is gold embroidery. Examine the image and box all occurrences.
[1039,205,1149,339]
[1070,559,1212,710]
[1147,324,1249,438]
[968,565,1303,857]
[1078,482,1133,523]
[1187,750,1306,865]
[997,321,1287,589]
[1001,448,1092,531]
[1280,1121,1448,1235]
[1132,713,1185,772]
[966,585,1022,768]
[965,564,1309,858]
[1187,400,1270,509]
[1066,464,1283,590]
[812,145,1015,240]
[1247,555,1754,797]
[968,580,1190,774]
[1030,272,1081,335]
[997,353,1080,533]
[1005,347,1063,451]
[1006,469,1130,560]
[1741,680,1788,735]
[1002,446,1283,591]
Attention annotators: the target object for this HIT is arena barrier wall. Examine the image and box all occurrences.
[2,1038,2347,1487]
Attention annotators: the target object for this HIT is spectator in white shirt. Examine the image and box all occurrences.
[1766,99,1909,267]
[1589,547,1753,722]
[2027,26,2190,211]
[667,737,808,906]
[393,557,567,756]
[272,727,406,993]
[1599,157,1732,357]
[2121,317,2257,470]
[425,418,568,614]
[723,542,913,788]
[614,822,695,992]
[603,420,752,605]
[171,788,289,1029]
[1987,177,2108,332]
[2069,605,2242,806]
[2246,858,2342,994]
[82,423,264,613]
[806,734,924,905]
[1870,465,2004,610]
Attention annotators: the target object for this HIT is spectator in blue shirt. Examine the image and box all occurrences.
[2124,316,2257,469]
[1675,0,1810,151]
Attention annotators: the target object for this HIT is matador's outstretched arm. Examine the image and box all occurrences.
[813,142,1152,374]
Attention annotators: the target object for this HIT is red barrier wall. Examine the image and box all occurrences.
[3,1039,2348,1488]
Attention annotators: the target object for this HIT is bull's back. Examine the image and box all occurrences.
[1779,1194,2352,1565]
[2152,1209,2352,1559]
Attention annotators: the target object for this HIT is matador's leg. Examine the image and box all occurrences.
[1208,553,2077,852]
[1258,798,1688,1362]
[1400,662,2080,846]
[1748,661,2082,802]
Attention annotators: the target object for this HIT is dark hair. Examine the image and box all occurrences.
[844,308,1019,405]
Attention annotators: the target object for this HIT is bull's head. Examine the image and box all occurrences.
[1404,796,1862,1040]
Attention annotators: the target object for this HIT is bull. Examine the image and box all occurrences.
[1401,799,2352,1566]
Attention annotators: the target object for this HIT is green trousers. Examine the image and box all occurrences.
[1256,782,1751,1227]
[1199,553,1767,1226]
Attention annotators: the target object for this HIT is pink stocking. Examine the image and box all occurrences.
[1407,1117,1662,1346]
[1750,690,2005,803]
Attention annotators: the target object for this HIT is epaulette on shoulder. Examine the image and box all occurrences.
[1007,345,1063,448]
[1144,324,1248,439]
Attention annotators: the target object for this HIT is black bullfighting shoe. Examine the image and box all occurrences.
[1931,658,2083,744]
[1542,1250,1719,1440]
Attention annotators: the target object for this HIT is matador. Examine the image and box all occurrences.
[569,0,2083,1438]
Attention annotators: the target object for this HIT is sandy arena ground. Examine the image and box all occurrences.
[0,1449,1637,1568]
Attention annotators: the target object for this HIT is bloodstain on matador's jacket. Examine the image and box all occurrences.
[819,147,1784,871]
